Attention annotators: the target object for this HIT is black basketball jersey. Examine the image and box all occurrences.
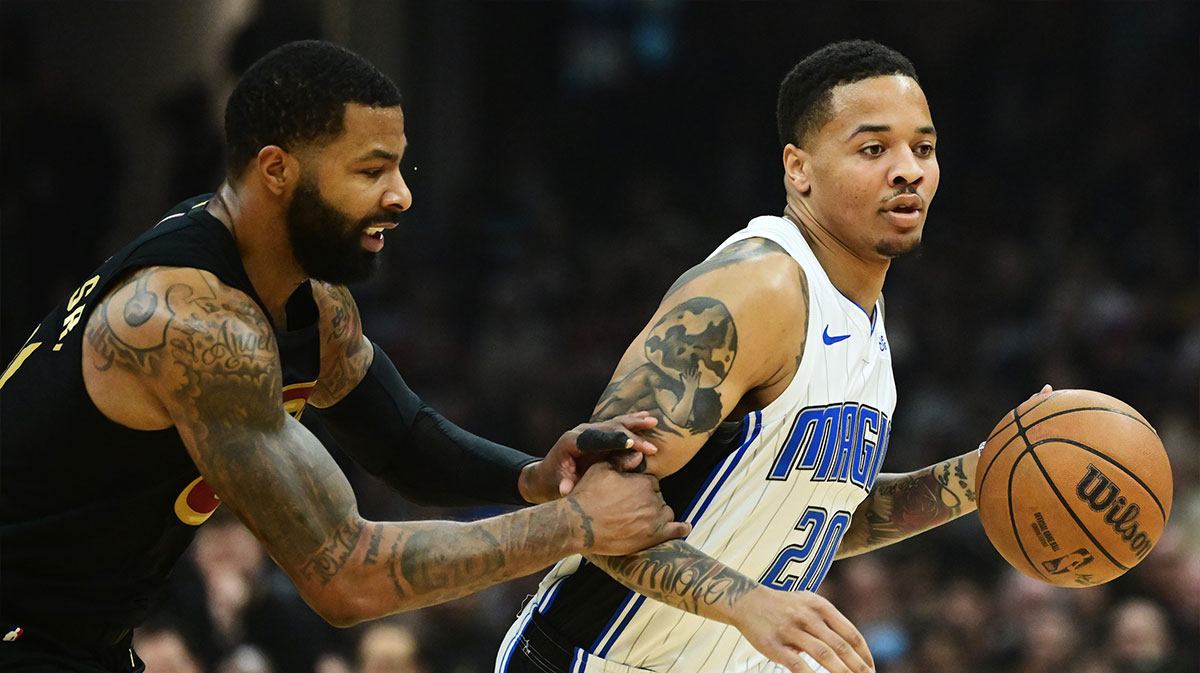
[0,195,322,649]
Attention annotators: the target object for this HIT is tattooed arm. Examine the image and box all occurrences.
[836,385,1055,559]
[835,452,980,559]
[586,240,875,673]
[82,266,687,625]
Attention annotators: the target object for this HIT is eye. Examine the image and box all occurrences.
[361,168,384,178]
[914,143,936,157]
[859,144,885,157]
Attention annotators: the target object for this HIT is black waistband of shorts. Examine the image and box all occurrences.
[0,614,132,652]
[518,611,578,671]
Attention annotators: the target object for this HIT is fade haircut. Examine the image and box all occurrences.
[776,40,918,148]
[224,40,402,176]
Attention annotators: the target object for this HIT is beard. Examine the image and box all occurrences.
[875,235,922,259]
[285,176,394,285]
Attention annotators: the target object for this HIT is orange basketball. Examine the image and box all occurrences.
[976,389,1172,587]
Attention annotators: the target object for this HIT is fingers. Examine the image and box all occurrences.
[1027,383,1054,402]
[613,410,658,431]
[613,450,646,472]
[660,520,692,540]
[578,428,635,453]
[793,630,872,673]
[628,436,659,456]
[758,642,816,673]
[817,602,874,670]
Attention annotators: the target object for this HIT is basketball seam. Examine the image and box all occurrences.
[985,392,1061,442]
[979,402,1160,506]
[1023,406,1156,435]
[1026,437,1167,520]
[1024,446,1130,572]
[1007,411,1053,582]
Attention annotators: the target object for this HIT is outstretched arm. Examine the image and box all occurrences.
[836,451,979,560]
[836,385,1054,559]
[83,266,687,626]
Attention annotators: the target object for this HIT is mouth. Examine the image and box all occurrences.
[361,221,397,252]
[880,194,924,226]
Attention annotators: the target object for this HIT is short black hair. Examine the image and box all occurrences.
[224,40,402,176]
[776,40,918,148]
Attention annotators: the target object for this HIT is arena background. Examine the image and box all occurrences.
[1,2,1197,672]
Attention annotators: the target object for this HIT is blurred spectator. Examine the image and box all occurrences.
[1108,599,1188,673]
[134,626,204,673]
[8,3,1197,673]
[216,645,274,673]
[356,621,427,673]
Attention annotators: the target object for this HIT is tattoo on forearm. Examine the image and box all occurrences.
[861,456,972,549]
[598,540,757,615]
[565,496,595,550]
[302,519,366,585]
[396,526,506,596]
[363,526,384,565]
[593,297,736,436]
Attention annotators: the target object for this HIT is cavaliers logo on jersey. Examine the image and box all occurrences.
[174,476,221,526]
[174,380,317,524]
[283,381,317,419]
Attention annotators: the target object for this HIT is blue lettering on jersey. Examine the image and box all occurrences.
[767,402,890,492]
[760,506,852,592]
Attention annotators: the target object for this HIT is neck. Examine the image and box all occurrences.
[207,181,306,326]
[782,200,889,316]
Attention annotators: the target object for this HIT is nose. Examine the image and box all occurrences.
[888,146,924,188]
[382,169,413,211]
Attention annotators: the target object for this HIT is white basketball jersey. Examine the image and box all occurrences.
[498,215,897,673]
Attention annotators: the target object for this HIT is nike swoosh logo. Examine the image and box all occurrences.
[822,326,851,345]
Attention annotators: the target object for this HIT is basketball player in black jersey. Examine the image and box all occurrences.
[0,41,690,672]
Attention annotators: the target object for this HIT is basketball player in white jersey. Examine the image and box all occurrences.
[497,40,1023,673]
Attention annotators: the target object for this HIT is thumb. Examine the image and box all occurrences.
[559,477,574,497]
[662,521,692,540]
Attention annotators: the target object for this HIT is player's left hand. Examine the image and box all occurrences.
[518,412,660,504]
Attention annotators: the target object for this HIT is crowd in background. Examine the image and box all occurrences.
[2,2,1196,672]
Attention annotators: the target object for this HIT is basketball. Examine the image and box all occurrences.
[975,389,1173,588]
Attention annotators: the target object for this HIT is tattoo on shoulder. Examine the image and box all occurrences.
[662,238,788,299]
[594,296,736,437]
[313,283,370,404]
[87,267,282,441]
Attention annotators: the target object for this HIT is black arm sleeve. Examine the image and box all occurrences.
[313,342,538,507]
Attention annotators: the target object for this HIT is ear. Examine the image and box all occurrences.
[782,144,812,195]
[254,145,299,196]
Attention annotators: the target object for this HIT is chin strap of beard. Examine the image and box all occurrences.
[314,341,537,507]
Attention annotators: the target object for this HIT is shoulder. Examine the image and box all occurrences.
[664,237,808,320]
[308,281,372,408]
[310,281,360,334]
[84,265,276,381]
[83,265,283,432]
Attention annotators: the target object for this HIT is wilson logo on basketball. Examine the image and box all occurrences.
[1075,464,1152,559]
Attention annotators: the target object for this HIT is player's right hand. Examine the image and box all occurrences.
[568,461,690,556]
[732,586,874,673]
